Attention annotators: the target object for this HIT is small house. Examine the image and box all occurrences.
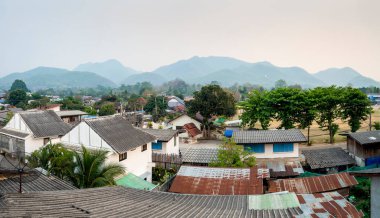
[167,96,185,109]
[347,130,380,166]
[61,116,156,182]
[168,114,201,131]
[0,111,72,154]
[232,129,307,158]
[140,128,179,155]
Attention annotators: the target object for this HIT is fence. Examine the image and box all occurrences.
[152,153,182,170]
[152,174,177,192]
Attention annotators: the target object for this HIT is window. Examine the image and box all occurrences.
[244,144,265,153]
[119,152,127,161]
[152,141,163,150]
[141,144,147,152]
[273,143,294,152]
[43,138,50,145]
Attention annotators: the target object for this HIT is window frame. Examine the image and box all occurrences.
[273,143,294,153]
[152,141,163,150]
[244,144,265,153]
[141,144,147,152]
[119,152,127,161]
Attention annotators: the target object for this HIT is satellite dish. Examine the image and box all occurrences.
[0,149,41,193]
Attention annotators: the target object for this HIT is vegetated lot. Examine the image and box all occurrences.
[247,106,380,145]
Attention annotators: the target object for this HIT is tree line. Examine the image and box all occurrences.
[239,86,372,144]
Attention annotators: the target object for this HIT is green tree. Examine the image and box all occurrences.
[84,106,97,115]
[59,96,85,110]
[294,90,316,145]
[98,103,115,116]
[274,79,287,88]
[7,89,27,107]
[374,122,380,130]
[266,87,302,129]
[3,111,14,126]
[311,86,342,144]
[144,95,167,122]
[68,146,125,188]
[239,90,273,129]
[10,79,29,92]
[210,137,256,168]
[341,87,372,132]
[188,85,236,137]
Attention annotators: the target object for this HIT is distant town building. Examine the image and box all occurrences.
[347,130,380,166]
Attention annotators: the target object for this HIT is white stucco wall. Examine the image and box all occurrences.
[169,115,201,130]
[243,143,299,159]
[107,143,153,182]
[61,121,153,181]
[152,136,179,155]
[5,113,31,133]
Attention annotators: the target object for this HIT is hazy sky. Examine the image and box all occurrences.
[0,0,379,80]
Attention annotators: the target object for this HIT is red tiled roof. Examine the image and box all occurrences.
[169,166,264,195]
[268,172,358,195]
[183,122,202,137]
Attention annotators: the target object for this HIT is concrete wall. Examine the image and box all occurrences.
[5,113,31,133]
[371,177,380,218]
[242,143,299,159]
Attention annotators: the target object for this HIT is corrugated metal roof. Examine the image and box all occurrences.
[183,123,202,137]
[295,192,363,218]
[268,172,358,195]
[0,186,304,217]
[248,192,300,210]
[169,166,265,195]
[0,128,29,139]
[139,128,178,142]
[116,173,157,190]
[348,130,380,145]
[85,116,156,153]
[349,167,380,177]
[19,110,72,138]
[233,129,307,144]
[302,147,355,169]
[257,161,304,178]
[181,147,218,164]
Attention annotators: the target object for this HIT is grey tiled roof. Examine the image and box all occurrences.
[140,128,178,141]
[348,130,380,145]
[181,147,218,164]
[302,147,355,169]
[233,129,307,144]
[0,128,29,139]
[19,111,72,138]
[85,116,156,153]
[0,186,302,217]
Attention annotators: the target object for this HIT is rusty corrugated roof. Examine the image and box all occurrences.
[169,166,265,195]
[268,172,358,195]
[257,161,304,178]
[295,192,363,218]
[183,122,202,137]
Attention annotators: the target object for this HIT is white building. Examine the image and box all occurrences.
[232,129,307,159]
[61,116,156,182]
[168,114,201,131]
[140,128,179,155]
[0,111,72,154]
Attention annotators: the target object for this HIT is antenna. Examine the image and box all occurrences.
[0,149,41,193]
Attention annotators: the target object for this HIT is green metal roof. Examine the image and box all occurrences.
[116,173,157,191]
[248,192,300,210]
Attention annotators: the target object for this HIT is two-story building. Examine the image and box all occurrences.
[0,111,72,154]
[140,128,179,155]
[232,129,307,158]
[61,116,156,182]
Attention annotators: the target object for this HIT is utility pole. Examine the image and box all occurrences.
[369,112,372,131]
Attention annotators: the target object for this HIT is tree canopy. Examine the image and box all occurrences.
[10,79,29,92]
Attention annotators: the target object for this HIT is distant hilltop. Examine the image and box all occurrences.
[0,56,379,90]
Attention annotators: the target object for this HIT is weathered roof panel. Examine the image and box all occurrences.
[19,111,72,138]
[139,128,178,142]
[348,130,380,145]
[248,192,300,210]
[85,116,156,153]
[183,123,202,137]
[233,129,307,144]
[0,128,29,139]
[55,110,87,117]
[268,172,358,195]
[302,147,355,169]
[258,161,304,178]
[181,147,218,164]
[116,173,157,190]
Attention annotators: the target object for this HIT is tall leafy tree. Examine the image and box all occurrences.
[294,90,316,145]
[7,89,27,107]
[99,103,116,116]
[341,87,372,132]
[10,79,29,92]
[144,95,167,122]
[239,90,273,129]
[68,146,125,188]
[188,85,236,137]
[311,86,342,143]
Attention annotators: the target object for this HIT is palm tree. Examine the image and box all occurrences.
[68,146,125,188]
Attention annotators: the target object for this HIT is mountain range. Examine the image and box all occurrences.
[0,56,379,90]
